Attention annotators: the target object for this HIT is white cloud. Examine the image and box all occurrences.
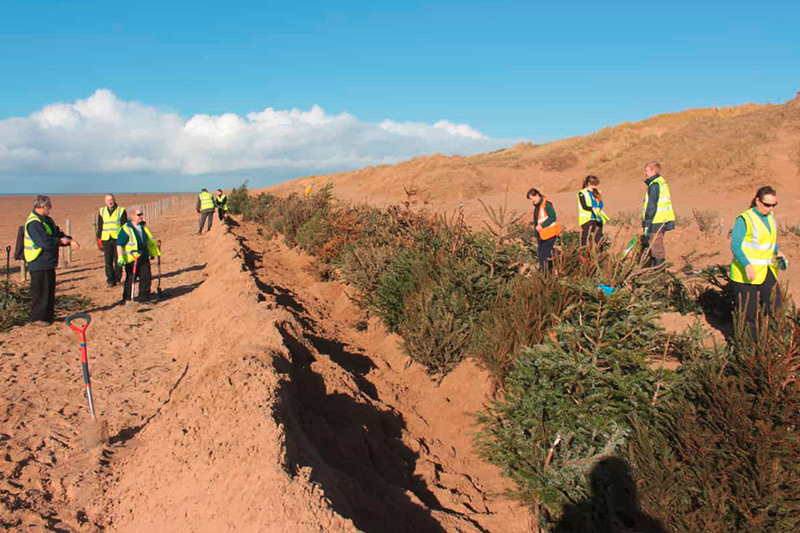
[0,89,511,179]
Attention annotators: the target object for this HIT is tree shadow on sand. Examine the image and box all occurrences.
[554,457,667,533]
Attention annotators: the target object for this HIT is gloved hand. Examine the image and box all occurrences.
[117,258,125,266]
[97,238,103,251]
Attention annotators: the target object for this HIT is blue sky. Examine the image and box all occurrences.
[1,0,798,192]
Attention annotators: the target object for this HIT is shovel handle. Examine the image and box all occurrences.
[65,312,91,333]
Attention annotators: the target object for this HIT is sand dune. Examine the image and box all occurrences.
[2,93,800,530]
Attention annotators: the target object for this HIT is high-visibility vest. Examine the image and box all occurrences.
[577,189,610,226]
[217,194,228,211]
[730,209,778,285]
[199,191,214,211]
[23,212,52,263]
[536,199,562,240]
[99,205,126,240]
[642,176,676,225]
[119,224,161,265]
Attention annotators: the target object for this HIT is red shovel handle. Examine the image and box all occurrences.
[65,312,91,336]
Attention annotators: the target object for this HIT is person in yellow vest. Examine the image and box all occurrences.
[116,208,161,304]
[577,175,610,247]
[95,193,127,287]
[527,187,562,271]
[23,195,80,325]
[304,183,314,197]
[642,161,676,266]
[197,188,215,234]
[730,186,787,333]
[214,189,228,221]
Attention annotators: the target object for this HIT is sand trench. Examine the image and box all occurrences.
[0,202,529,532]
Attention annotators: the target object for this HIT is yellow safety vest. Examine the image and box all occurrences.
[730,209,778,285]
[217,194,228,211]
[23,212,53,263]
[577,189,610,226]
[119,224,161,265]
[642,176,676,225]
[99,205,126,240]
[199,191,214,211]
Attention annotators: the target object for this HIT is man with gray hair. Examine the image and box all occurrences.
[23,195,80,326]
[96,193,127,287]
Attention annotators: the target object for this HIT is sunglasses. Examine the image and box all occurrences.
[134,213,144,217]
[760,201,778,208]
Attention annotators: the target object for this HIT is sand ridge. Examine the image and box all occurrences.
[0,200,531,531]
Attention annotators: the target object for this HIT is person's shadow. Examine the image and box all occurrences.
[554,457,668,533]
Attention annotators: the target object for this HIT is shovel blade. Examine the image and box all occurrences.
[81,419,109,451]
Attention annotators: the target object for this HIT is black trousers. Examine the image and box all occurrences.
[122,259,152,302]
[30,269,56,322]
[199,211,213,233]
[217,208,226,221]
[580,221,604,247]
[102,238,121,285]
[732,269,781,332]
[537,237,557,271]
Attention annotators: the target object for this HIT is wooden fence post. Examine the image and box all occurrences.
[64,219,71,267]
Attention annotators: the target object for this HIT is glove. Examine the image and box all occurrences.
[97,238,103,251]
[117,258,125,266]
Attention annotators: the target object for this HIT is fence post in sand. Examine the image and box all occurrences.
[21,260,27,282]
[66,219,72,267]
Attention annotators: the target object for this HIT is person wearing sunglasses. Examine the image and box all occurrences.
[730,185,787,332]
[116,208,161,304]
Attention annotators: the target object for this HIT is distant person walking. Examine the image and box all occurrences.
[116,208,161,304]
[527,188,562,270]
[197,188,215,234]
[642,161,675,266]
[23,195,80,325]
[577,175,609,247]
[730,186,786,332]
[214,189,228,221]
[96,193,127,287]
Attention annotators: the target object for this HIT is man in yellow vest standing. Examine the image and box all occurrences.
[214,189,228,221]
[116,207,161,304]
[197,188,215,235]
[642,161,676,267]
[23,195,80,325]
[96,193,127,287]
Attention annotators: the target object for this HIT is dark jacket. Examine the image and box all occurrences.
[643,174,675,233]
[26,212,69,272]
[96,204,128,239]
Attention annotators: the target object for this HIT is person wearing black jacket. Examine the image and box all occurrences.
[23,195,80,325]
[96,193,127,287]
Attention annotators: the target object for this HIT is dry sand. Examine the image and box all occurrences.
[3,96,800,531]
[0,197,532,531]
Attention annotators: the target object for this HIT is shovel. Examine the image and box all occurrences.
[157,240,163,299]
[65,312,109,450]
[131,256,139,302]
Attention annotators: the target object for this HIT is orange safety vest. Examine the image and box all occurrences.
[536,199,562,240]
